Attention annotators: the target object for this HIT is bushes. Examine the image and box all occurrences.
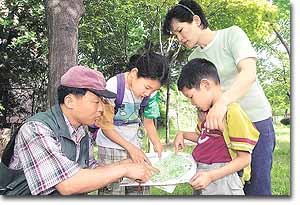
[280,117,290,125]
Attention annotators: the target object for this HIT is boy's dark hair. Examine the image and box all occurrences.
[177,58,220,91]
[57,85,88,104]
[128,52,168,85]
[163,0,208,36]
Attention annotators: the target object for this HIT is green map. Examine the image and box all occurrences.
[120,152,196,192]
[151,153,193,183]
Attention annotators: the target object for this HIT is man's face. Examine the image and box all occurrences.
[72,91,105,126]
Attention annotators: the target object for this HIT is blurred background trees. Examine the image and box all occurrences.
[0,0,290,135]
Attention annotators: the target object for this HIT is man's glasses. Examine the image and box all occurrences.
[100,97,112,105]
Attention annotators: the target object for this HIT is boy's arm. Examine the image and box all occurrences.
[206,150,250,181]
[190,151,250,190]
[182,131,199,143]
[174,131,199,153]
[102,129,150,164]
[144,118,163,157]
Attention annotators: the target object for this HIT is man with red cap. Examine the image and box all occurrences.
[0,66,156,195]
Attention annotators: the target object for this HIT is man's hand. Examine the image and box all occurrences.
[124,162,160,183]
[118,158,133,165]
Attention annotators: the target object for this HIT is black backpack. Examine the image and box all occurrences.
[0,126,32,195]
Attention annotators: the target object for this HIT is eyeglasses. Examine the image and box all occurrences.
[100,97,112,105]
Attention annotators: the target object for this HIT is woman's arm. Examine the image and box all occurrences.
[222,58,257,106]
[205,58,257,131]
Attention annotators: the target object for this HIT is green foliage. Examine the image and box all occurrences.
[257,53,290,115]
[0,0,48,79]
[0,0,48,121]
[255,0,290,116]
[79,0,174,78]
[0,0,48,81]
[158,85,197,132]
[1,0,290,124]
[0,104,4,112]
[197,0,278,44]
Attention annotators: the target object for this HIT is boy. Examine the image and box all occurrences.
[175,58,259,195]
[95,52,167,195]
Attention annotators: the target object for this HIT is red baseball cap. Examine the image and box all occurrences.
[61,65,116,98]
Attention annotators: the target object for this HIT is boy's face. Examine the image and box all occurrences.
[131,73,161,98]
[181,82,213,112]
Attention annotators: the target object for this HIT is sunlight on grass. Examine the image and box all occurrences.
[275,124,290,142]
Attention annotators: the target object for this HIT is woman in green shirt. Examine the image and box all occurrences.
[163,0,276,196]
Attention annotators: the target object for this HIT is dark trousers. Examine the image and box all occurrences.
[244,117,276,195]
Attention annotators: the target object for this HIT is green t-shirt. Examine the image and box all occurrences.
[144,91,160,119]
[188,26,271,122]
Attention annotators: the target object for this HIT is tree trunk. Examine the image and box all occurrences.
[165,45,181,145]
[272,27,290,58]
[45,0,85,107]
[165,83,170,144]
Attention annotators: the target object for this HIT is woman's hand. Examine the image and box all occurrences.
[205,97,227,131]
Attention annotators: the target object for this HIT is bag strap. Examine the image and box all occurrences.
[114,73,150,123]
[140,96,150,108]
[138,96,150,118]
[115,73,125,114]
[1,125,22,166]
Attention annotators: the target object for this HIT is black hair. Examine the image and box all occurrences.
[57,85,88,104]
[128,52,168,85]
[163,0,209,36]
[127,54,141,70]
[177,58,220,91]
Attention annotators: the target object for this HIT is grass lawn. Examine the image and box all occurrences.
[271,124,290,195]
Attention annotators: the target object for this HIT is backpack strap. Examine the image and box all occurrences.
[138,96,150,120]
[140,96,150,108]
[114,73,150,124]
[1,125,22,166]
[115,73,125,114]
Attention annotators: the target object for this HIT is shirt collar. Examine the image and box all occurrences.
[63,114,86,140]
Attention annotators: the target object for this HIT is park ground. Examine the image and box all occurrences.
[90,123,290,196]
